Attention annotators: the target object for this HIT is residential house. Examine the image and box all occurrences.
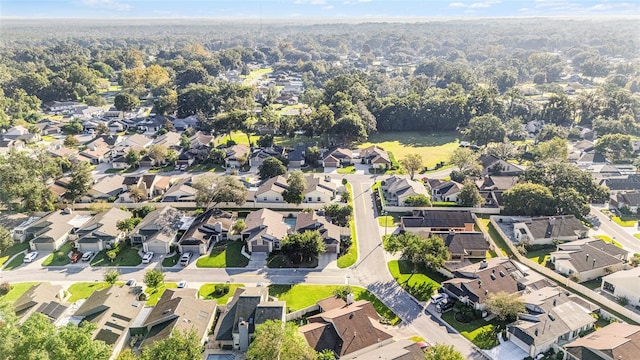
[242,209,289,253]
[401,210,476,234]
[610,191,640,214]
[601,266,640,308]
[71,286,144,356]
[74,207,130,253]
[0,137,26,154]
[430,180,463,202]
[359,145,391,169]
[225,144,250,168]
[189,131,213,149]
[479,154,525,176]
[550,239,629,282]
[254,175,288,203]
[577,152,607,167]
[172,115,199,132]
[322,148,354,168]
[178,209,236,255]
[2,125,41,143]
[162,178,197,202]
[120,174,171,202]
[110,155,128,169]
[476,176,519,191]
[248,147,285,167]
[601,175,640,193]
[213,287,286,351]
[136,115,165,133]
[129,207,183,254]
[371,339,426,360]
[441,258,521,310]
[302,175,337,204]
[152,131,182,150]
[508,287,596,358]
[432,231,490,262]
[27,209,93,251]
[513,216,589,245]
[86,174,125,202]
[572,140,595,152]
[382,176,430,206]
[287,144,308,168]
[46,101,79,113]
[35,119,62,135]
[74,106,104,119]
[110,134,152,159]
[294,211,344,254]
[107,119,128,133]
[80,137,111,164]
[299,299,394,358]
[563,322,640,360]
[11,216,42,242]
[139,289,217,349]
[13,283,68,324]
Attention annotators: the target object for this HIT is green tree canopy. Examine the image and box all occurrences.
[281,230,326,263]
[192,174,247,208]
[247,320,316,360]
[383,232,449,274]
[404,194,431,207]
[458,180,484,207]
[485,291,525,321]
[140,329,203,360]
[424,344,465,360]
[463,114,505,146]
[66,161,93,206]
[114,92,140,113]
[258,156,287,180]
[283,170,307,204]
[401,154,423,180]
[503,183,556,216]
[144,269,165,289]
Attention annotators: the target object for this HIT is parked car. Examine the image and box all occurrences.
[125,279,137,287]
[23,252,38,263]
[142,252,154,264]
[435,298,455,313]
[430,292,449,303]
[180,252,192,266]
[177,280,187,288]
[179,164,188,171]
[81,251,94,262]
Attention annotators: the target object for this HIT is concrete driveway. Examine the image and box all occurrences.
[483,340,528,360]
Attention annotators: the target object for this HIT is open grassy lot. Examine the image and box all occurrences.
[68,282,111,302]
[268,284,400,324]
[90,244,142,267]
[388,260,446,301]
[198,283,244,305]
[337,183,357,268]
[145,282,178,306]
[267,253,318,268]
[42,242,73,266]
[241,67,273,85]
[595,235,623,248]
[0,242,30,268]
[476,217,510,257]
[358,132,460,168]
[0,282,41,302]
[214,131,260,147]
[196,241,249,268]
[441,310,507,349]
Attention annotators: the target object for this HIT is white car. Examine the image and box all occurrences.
[142,252,154,264]
[177,280,187,289]
[23,252,38,263]
[125,279,137,287]
[430,292,449,303]
[81,251,94,261]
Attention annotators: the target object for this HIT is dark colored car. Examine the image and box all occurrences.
[70,251,83,263]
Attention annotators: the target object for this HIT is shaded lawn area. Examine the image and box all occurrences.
[526,248,553,265]
[268,284,400,325]
[267,253,318,268]
[148,164,175,174]
[595,235,623,248]
[4,253,26,270]
[477,217,510,257]
[145,283,178,306]
[198,283,244,305]
[0,241,30,267]
[162,252,181,267]
[42,242,73,266]
[358,132,459,168]
[337,182,357,268]
[196,241,249,268]
[441,311,507,349]
[387,260,446,301]
[581,279,602,290]
[68,282,111,302]
[90,244,142,267]
[0,282,41,302]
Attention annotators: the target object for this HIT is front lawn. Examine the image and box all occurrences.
[198,283,244,305]
[595,235,623,248]
[378,216,395,227]
[68,282,111,302]
[162,252,181,267]
[441,310,505,349]
[581,279,602,290]
[0,282,41,302]
[90,244,142,266]
[42,242,73,266]
[268,284,400,324]
[145,282,178,306]
[4,253,26,270]
[336,166,355,174]
[0,242,30,267]
[196,241,249,268]
[611,216,637,227]
[337,183,357,268]
[387,260,445,301]
[358,132,459,168]
[187,162,225,173]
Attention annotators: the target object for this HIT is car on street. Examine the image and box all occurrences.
[180,252,192,266]
[177,280,187,288]
[81,251,94,262]
[125,279,137,287]
[23,252,38,263]
[142,252,154,264]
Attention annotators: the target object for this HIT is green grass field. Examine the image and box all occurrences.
[162,253,181,267]
[337,166,356,174]
[268,284,400,324]
[196,241,249,268]
[0,282,41,302]
[214,131,260,147]
[612,216,637,227]
[526,248,552,265]
[198,283,244,305]
[358,132,460,168]
[441,311,503,349]
[476,217,510,257]
[378,216,395,227]
[387,260,446,301]
[145,282,178,306]
[90,244,142,267]
[241,67,273,85]
[67,282,111,302]
[42,242,73,266]
[337,183,357,268]
[0,242,30,268]
[4,253,26,270]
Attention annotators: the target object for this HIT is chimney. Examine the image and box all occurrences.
[586,253,589,262]
[479,260,488,269]
[593,259,596,268]
[346,293,355,305]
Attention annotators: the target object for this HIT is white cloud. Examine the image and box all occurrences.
[468,0,501,9]
[293,0,327,4]
[449,2,467,8]
[81,0,131,11]
[586,2,635,11]
[323,5,335,9]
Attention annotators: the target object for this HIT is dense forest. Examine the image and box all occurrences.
[0,18,638,142]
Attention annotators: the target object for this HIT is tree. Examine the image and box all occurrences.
[247,320,316,360]
[463,114,505,146]
[458,181,483,207]
[104,269,120,285]
[283,170,306,204]
[540,94,575,126]
[536,124,568,142]
[166,149,179,165]
[64,134,79,147]
[63,119,84,134]
[485,291,525,321]
[324,203,353,227]
[95,122,109,135]
[532,137,568,162]
[424,344,465,360]
[144,269,165,289]
[114,92,140,115]
[281,230,326,263]
[147,144,168,167]
[595,134,633,162]
[258,156,287,180]
[404,194,431,206]
[305,146,321,167]
[503,183,556,216]
[66,161,93,206]
[449,147,480,174]
[316,349,337,360]
[0,225,14,253]
[192,174,247,208]
[125,149,141,168]
[231,219,246,235]
[140,329,203,360]
[129,187,146,203]
[116,217,142,232]
[383,232,449,275]
[401,154,423,180]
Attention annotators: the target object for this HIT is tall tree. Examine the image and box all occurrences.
[66,161,93,207]
[114,92,140,115]
[383,232,449,276]
[283,170,306,205]
[281,230,326,263]
[532,137,568,162]
[458,181,483,207]
[463,114,505,146]
[103,269,120,285]
[247,320,316,360]
[95,122,109,135]
[0,225,14,253]
[192,174,247,208]
[485,291,525,321]
[143,269,165,289]
[147,144,168,167]
[424,344,465,360]
[449,147,480,174]
[540,94,575,126]
[502,183,557,216]
[125,149,141,168]
[401,154,423,180]
[595,134,633,162]
[258,156,287,180]
[140,330,203,360]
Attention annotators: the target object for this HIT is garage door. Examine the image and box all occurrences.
[32,241,55,251]
[77,242,101,253]
[252,245,269,253]
[180,244,201,256]
[145,241,169,254]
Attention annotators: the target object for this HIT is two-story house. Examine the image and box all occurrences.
[129,207,183,254]
[242,209,289,253]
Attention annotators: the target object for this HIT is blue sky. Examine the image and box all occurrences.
[1,0,639,18]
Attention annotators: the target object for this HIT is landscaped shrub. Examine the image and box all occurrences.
[0,282,11,295]
[616,296,629,306]
[214,283,230,296]
[138,292,149,301]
